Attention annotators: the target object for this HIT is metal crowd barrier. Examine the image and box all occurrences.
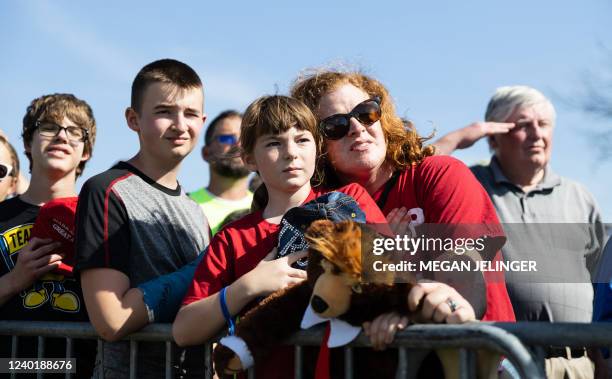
[3,320,612,378]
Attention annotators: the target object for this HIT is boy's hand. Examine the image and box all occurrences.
[408,281,475,324]
[245,248,307,297]
[10,237,62,292]
[363,312,409,351]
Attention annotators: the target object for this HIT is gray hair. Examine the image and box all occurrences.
[485,85,556,122]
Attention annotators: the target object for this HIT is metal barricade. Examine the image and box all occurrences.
[0,321,176,379]
[284,323,543,379]
[4,320,612,378]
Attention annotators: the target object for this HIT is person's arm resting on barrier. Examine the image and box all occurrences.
[81,268,148,342]
[364,281,476,350]
[80,239,204,340]
[75,178,148,341]
[173,247,306,347]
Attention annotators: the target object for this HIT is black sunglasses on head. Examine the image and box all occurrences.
[319,97,382,140]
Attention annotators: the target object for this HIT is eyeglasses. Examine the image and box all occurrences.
[319,97,382,140]
[35,121,89,142]
[214,134,239,145]
[0,163,13,180]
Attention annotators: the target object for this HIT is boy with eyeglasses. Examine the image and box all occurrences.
[189,110,253,234]
[0,93,97,376]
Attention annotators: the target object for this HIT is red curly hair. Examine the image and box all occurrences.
[290,69,434,186]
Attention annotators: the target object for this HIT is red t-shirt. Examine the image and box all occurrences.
[370,155,515,322]
[183,183,387,378]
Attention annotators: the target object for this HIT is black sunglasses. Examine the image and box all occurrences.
[319,97,382,140]
[0,163,13,180]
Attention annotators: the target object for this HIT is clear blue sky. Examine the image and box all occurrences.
[1,1,611,220]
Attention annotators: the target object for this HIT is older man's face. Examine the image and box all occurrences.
[491,102,555,171]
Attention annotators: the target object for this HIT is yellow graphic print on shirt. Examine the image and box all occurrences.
[0,224,80,313]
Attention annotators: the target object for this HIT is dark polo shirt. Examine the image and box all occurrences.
[470,157,605,322]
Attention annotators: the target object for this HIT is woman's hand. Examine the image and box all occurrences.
[242,248,308,297]
[385,207,415,237]
[363,312,409,351]
[363,280,475,350]
[409,281,475,324]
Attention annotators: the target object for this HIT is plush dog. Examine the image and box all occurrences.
[213,219,492,378]
[214,220,499,378]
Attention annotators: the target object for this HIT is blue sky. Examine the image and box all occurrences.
[1,1,611,220]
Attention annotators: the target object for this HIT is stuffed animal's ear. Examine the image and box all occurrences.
[306,220,364,280]
[305,220,337,264]
[307,219,335,238]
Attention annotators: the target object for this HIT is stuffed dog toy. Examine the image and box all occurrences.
[213,219,498,378]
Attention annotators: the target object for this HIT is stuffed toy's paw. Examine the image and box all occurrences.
[213,343,245,376]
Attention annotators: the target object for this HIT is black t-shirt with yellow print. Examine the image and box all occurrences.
[0,196,94,377]
[0,196,88,321]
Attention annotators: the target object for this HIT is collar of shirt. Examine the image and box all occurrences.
[489,156,561,193]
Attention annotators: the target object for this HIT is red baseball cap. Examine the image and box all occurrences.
[31,197,78,276]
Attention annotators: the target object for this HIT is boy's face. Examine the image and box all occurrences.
[26,115,90,178]
[127,82,205,164]
[244,126,316,195]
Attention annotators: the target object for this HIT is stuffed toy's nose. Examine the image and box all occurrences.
[311,295,329,314]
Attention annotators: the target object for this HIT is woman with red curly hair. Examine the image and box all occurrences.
[291,70,515,347]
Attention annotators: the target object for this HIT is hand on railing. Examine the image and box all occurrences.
[362,281,476,351]
[409,281,476,324]
[362,312,409,351]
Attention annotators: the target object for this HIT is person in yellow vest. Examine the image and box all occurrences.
[189,110,253,234]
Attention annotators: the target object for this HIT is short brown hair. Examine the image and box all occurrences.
[21,93,96,177]
[240,95,321,157]
[131,59,203,113]
[0,135,19,179]
[291,70,434,185]
[241,96,323,210]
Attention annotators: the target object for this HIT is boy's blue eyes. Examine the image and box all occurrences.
[264,138,312,147]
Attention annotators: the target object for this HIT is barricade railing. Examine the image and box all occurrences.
[3,321,612,378]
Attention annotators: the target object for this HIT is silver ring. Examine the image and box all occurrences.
[447,298,458,312]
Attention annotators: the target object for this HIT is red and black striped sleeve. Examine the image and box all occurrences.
[74,169,131,276]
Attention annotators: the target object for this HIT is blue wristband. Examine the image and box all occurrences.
[219,287,235,335]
